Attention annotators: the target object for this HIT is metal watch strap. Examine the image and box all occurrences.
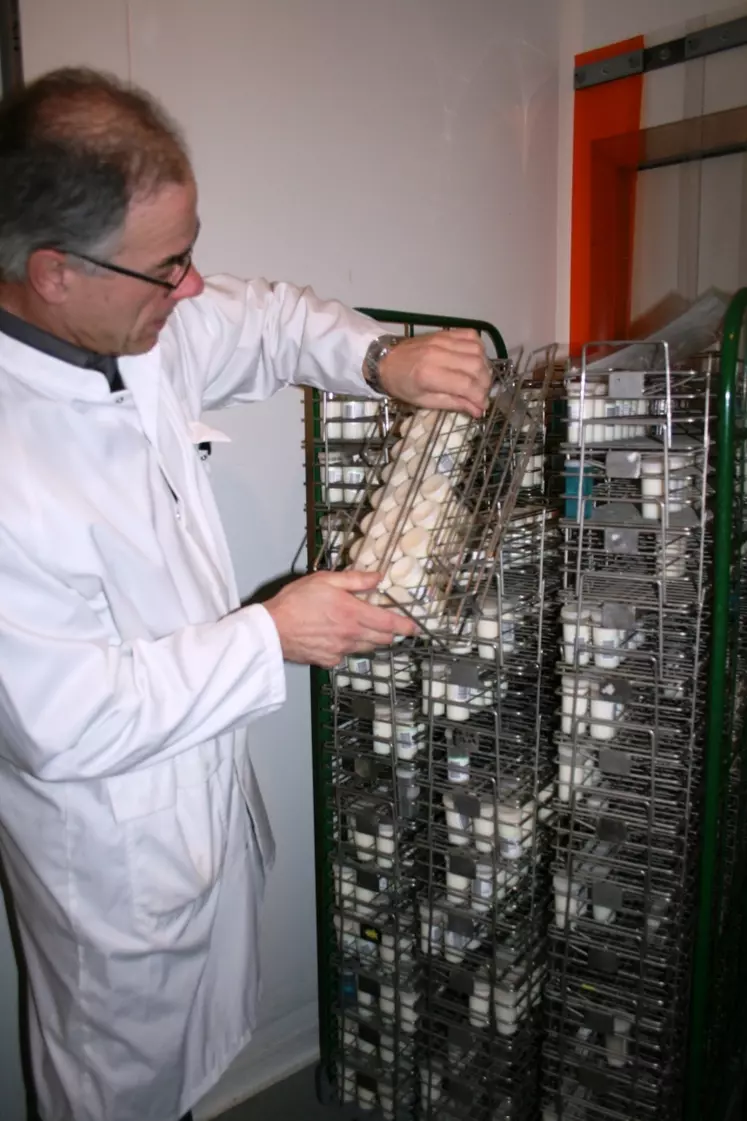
[363,333,401,394]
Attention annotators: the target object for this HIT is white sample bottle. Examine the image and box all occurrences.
[372,651,394,697]
[333,913,359,953]
[469,974,492,1028]
[561,603,592,666]
[591,607,622,669]
[352,819,377,863]
[472,860,497,913]
[566,379,583,444]
[379,982,419,1033]
[355,879,378,919]
[393,699,424,761]
[447,613,475,655]
[389,437,421,469]
[370,484,398,514]
[341,398,367,440]
[589,381,608,443]
[332,658,351,690]
[474,797,497,854]
[373,702,393,756]
[606,1016,632,1068]
[660,534,687,578]
[409,498,440,529]
[347,653,372,692]
[420,1064,443,1109]
[357,1085,376,1112]
[561,674,590,736]
[667,452,692,512]
[589,682,623,741]
[379,930,414,966]
[342,1073,357,1105]
[324,395,343,441]
[396,762,421,822]
[497,792,532,860]
[477,597,516,661]
[360,507,390,542]
[332,861,355,906]
[494,967,526,1037]
[553,871,586,929]
[320,451,344,504]
[379,458,411,489]
[444,919,480,964]
[641,456,664,519]
[421,472,452,505]
[377,821,395,869]
[447,735,470,784]
[348,536,378,571]
[389,555,425,591]
[342,462,366,504]
[446,677,473,722]
[446,854,471,905]
[521,452,544,489]
[422,659,448,717]
[443,791,472,845]
[400,525,432,559]
[557,744,594,803]
[419,901,445,958]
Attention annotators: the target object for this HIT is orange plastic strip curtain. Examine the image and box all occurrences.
[570,36,644,351]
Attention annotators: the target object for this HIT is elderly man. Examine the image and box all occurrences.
[0,68,490,1121]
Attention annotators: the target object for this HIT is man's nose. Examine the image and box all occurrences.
[174,264,204,301]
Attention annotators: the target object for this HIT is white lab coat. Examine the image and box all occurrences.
[0,277,380,1121]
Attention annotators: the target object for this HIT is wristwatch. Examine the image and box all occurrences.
[363,333,401,395]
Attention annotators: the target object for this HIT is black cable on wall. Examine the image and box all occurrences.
[0,0,23,96]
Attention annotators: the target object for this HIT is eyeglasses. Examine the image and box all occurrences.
[64,247,195,291]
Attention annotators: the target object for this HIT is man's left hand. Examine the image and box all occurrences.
[377,328,491,418]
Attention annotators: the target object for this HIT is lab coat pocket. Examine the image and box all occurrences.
[233,742,276,881]
[107,747,230,927]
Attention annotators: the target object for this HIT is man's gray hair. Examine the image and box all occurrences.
[0,67,192,282]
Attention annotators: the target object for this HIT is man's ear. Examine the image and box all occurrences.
[26,249,74,305]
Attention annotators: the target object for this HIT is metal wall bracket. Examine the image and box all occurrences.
[575,49,643,90]
[574,15,747,90]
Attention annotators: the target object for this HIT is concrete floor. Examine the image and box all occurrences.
[217,1066,332,1121]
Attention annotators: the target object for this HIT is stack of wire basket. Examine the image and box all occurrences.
[306,290,747,1121]
[306,312,560,1121]
[542,346,715,1121]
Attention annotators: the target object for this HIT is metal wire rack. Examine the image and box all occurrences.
[306,310,559,1121]
[541,339,715,1121]
[306,289,747,1121]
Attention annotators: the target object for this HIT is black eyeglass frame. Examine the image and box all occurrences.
[63,248,194,291]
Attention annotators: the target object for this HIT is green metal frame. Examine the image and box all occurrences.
[687,288,747,1120]
[306,308,507,1096]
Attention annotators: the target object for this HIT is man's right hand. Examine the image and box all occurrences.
[264,570,418,667]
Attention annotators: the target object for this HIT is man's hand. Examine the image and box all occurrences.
[264,569,418,667]
[377,328,491,418]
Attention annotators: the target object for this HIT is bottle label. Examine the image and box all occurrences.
[473,877,493,900]
[396,727,419,746]
[342,401,366,419]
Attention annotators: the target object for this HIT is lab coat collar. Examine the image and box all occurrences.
[119,349,162,451]
[0,331,112,401]
[0,331,164,448]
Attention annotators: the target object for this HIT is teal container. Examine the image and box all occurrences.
[564,460,594,520]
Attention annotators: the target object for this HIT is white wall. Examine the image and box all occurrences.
[11,0,560,1116]
[555,0,747,341]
